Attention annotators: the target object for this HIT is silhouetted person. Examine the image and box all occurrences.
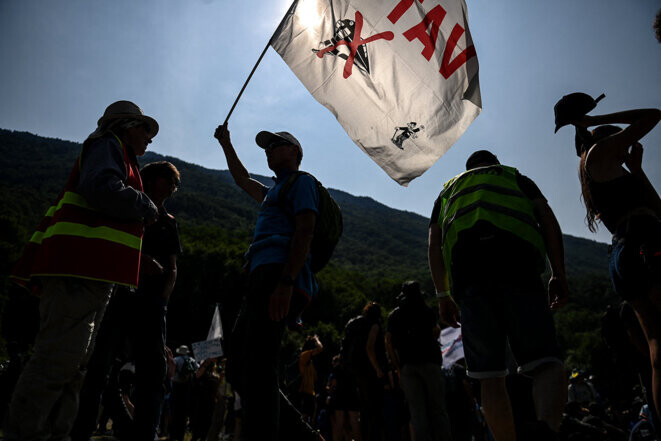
[215,123,320,441]
[386,281,451,441]
[429,150,568,441]
[556,97,661,421]
[7,101,159,440]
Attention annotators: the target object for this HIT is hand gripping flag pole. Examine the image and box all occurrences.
[218,1,299,137]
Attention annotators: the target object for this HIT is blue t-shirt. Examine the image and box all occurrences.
[246,171,319,296]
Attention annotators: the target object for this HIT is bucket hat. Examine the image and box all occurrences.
[175,345,190,356]
[87,100,159,141]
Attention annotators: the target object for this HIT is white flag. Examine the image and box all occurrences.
[207,305,223,340]
[439,325,464,369]
[271,0,481,185]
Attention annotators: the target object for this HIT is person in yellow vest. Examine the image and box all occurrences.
[428,150,568,441]
[6,101,159,440]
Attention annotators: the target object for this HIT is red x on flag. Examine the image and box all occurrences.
[271,0,481,185]
[315,11,394,79]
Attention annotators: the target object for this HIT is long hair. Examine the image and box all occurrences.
[362,301,382,324]
[577,124,622,232]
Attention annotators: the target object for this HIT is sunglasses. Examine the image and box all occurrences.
[265,141,291,151]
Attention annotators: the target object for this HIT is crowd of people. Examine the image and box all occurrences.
[0,79,659,441]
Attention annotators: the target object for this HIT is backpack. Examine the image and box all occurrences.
[180,356,197,382]
[278,171,343,273]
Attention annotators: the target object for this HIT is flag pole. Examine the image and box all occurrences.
[221,0,299,127]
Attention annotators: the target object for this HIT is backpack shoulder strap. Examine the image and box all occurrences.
[277,171,313,204]
[276,171,318,216]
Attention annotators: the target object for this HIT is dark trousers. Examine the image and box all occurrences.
[169,380,192,441]
[230,264,287,441]
[70,288,167,441]
[132,294,167,439]
[229,264,319,441]
[356,372,385,441]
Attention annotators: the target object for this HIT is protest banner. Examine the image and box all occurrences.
[192,305,225,361]
[192,338,224,362]
[271,0,481,185]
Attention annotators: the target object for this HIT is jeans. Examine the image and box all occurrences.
[400,363,452,441]
[6,277,113,441]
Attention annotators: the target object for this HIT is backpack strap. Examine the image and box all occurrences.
[276,171,314,220]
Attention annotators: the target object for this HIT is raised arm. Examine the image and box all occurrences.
[214,123,267,202]
[577,109,660,172]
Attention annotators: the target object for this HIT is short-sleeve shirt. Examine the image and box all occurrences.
[387,299,442,367]
[246,171,320,296]
[429,170,547,281]
[142,209,182,267]
[139,208,182,296]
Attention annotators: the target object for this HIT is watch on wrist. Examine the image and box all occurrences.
[279,275,294,286]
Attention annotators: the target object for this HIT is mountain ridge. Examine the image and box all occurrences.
[0,128,616,374]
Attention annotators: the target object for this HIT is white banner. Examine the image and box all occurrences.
[192,338,224,361]
[272,0,481,185]
[439,325,464,369]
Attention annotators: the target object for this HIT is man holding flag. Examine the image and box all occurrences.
[214,123,320,440]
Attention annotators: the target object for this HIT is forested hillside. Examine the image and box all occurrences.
[0,129,619,378]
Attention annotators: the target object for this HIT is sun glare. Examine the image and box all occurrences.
[297,0,322,28]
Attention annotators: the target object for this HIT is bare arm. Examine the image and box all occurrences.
[579,109,660,178]
[269,211,316,321]
[428,224,449,296]
[311,335,324,356]
[214,123,267,202]
[532,198,568,310]
[384,331,401,375]
[196,358,213,379]
[366,324,384,378]
[428,224,460,327]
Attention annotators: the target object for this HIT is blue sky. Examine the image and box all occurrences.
[1,0,659,244]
